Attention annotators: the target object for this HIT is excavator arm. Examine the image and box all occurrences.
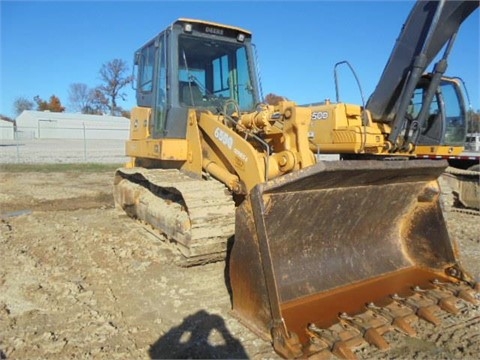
[366,0,478,149]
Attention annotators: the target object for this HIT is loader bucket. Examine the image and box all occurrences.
[230,160,470,358]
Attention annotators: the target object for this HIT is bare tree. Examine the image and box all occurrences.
[264,93,288,106]
[83,87,109,115]
[468,110,480,133]
[98,59,134,115]
[68,83,90,113]
[13,97,34,116]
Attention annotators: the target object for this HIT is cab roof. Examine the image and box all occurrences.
[174,18,252,36]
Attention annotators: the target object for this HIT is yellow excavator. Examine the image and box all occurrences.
[114,0,479,358]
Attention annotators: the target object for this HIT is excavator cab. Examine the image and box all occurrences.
[306,73,469,158]
[414,75,468,149]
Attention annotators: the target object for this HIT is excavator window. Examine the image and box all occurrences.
[178,35,255,112]
[138,42,155,93]
[412,77,466,147]
[153,35,167,138]
[442,80,466,145]
[179,81,203,105]
[212,54,231,97]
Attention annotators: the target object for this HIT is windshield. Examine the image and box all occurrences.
[410,79,466,147]
[441,80,467,146]
[178,35,256,112]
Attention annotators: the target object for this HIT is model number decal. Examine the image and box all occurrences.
[311,111,329,120]
[214,127,233,149]
[234,148,248,163]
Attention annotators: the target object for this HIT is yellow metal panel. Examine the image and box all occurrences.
[126,139,188,160]
[197,111,266,192]
[332,129,357,144]
[343,104,363,118]
[415,145,464,157]
[130,107,151,140]
[182,110,203,175]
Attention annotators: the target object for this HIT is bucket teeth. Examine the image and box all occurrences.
[305,336,334,360]
[391,316,417,337]
[413,285,460,314]
[332,341,358,360]
[458,290,479,305]
[307,324,357,359]
[416,306,441,326]
[366,302,417,336]
[364,328,389,351]
[437,297,460,314]
[306,310,392,359]
[307,323,361,359]
[391,292,441,325]
[339,311,390,350]
[432,279,480,305]
[302,281,478,359]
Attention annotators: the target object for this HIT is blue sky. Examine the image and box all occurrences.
[1,0,479,118]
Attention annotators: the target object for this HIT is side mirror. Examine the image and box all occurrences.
[132,52,141,91]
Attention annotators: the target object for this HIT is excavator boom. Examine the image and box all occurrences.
[367,0,478,145]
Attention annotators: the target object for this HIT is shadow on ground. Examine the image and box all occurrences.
[149,310,248,359]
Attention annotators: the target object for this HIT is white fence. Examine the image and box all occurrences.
[0,138,129,164]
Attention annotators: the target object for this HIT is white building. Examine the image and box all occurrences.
[15,111,130,140]
[0,118,15,140]
[466,133,480,152]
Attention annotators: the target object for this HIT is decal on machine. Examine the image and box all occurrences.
[234,148,248,163]
[205,27,224,36]
[214,127,233,150]
[311,111,329,120]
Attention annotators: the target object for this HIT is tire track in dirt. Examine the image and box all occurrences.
[0,171,478,359]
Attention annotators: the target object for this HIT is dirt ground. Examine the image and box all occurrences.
[0,170,479,359]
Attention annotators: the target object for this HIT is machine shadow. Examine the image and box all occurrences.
[148,309,248,359]
[224,235,235,305]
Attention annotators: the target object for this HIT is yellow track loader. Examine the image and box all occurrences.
[114,1,478,357]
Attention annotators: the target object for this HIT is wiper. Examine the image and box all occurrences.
[181,50,201,106]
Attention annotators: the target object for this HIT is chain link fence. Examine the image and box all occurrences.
[1,131,129,164]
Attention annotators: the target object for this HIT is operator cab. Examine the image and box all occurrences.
[411,75,468,147]
[134,18,260,139]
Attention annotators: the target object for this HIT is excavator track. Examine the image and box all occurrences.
[113,168,235,266]
[301,280,479,359]
[441,166,480,212]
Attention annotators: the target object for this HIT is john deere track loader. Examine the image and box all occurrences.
[114,1,479,357]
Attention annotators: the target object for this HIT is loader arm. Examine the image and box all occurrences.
[196,111,267,194]
[196,102,316,194]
